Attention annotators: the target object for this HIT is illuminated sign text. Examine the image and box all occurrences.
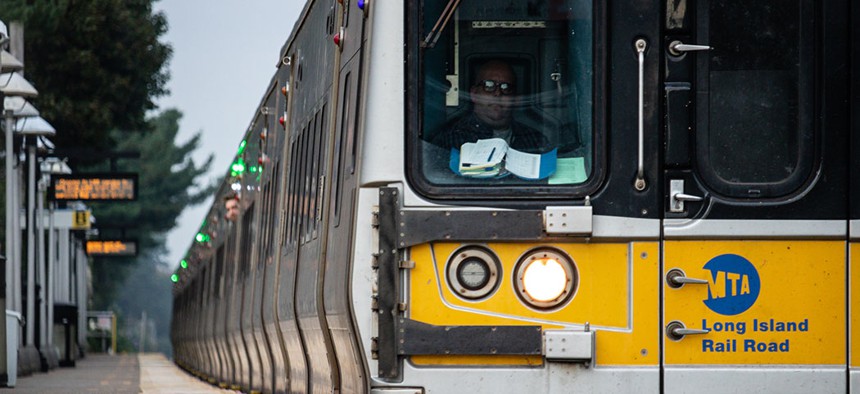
[85,240,138,257]
[50,173,138,201]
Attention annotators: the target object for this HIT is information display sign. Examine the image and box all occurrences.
[49,173,138,201]
[85,239,138,257]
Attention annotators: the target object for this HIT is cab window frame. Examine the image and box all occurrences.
[694,0,819,199]
[405,0,607,202]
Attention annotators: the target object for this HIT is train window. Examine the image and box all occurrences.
[312,105,327,236]
[411,0,595,197]
[240,203,255,277]
[696,1,815,197]
[267,164,280,260]
[334,73,352,224]
[215,245,225,298]
[198,269,207,306]
[298,121,310,242]
[261,179,272,263]
[287,133,301,245]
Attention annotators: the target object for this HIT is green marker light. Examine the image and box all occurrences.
[230,158,246,176]
[195,232,210,243]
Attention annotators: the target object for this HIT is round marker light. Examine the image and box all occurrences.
[333,27,345,49]
[358,0,368,10]
[446,245,501,300]
[514,248,576,310]
[195,232,210,243]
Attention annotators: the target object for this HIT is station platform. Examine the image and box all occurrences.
[9,353,232,393]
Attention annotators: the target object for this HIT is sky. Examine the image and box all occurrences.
[153,1,302,269]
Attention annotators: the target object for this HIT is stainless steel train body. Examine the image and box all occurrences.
[171,0,859,393]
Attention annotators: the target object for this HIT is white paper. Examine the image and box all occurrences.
[460,138,508,167]
[505,148,543,179]
[457,138,553,179]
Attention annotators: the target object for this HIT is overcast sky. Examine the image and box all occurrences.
[153,1,302,269]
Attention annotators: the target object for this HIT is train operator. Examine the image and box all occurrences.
[429,59,547,152]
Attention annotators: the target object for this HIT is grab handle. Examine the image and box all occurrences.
[668,40,712,56]
[634,39,647,191]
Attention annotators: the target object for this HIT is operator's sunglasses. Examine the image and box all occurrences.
[476,79,514,95]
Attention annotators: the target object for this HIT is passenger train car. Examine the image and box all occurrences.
[171,0,859,393]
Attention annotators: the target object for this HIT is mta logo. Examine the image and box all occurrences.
[702,254,760,315]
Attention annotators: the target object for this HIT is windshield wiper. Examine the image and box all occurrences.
[421,0,462,48]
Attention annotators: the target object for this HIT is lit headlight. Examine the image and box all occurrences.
[514,248,577,310]
[446,245,501,300]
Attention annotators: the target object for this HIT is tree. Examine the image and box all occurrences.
[2,0,171,155]
[3,0,205,356]
[90,109,216,310]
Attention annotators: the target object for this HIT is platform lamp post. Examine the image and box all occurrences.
[32,136,57,370]
[1,22,33,313]
[16,115,54,372]
[40,157,70,369]
[1,78,38,322]
[0,19,37,385]
[3,96,38,318]
[2,98,38,375]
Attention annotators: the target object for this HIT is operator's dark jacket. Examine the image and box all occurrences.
[428,112,548,153]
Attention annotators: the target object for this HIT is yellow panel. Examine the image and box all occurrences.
[664,241,845,365]
[599,242,659,366]
[852,244,860,367]
[409,242,659,366]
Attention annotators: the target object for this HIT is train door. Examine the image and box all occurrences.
[322,0,369,392]
[239,202,261,392]
[224,224,247,389]
[660,1,850,392]
[250,107,274,394]
[280,0,343,387]
[213,245,232,385]
[202,262,218,378]
[275,49,310,393]
[261,83,289,394]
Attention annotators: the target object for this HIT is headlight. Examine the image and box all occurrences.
[446,245,501,300]
[514,248,577,310]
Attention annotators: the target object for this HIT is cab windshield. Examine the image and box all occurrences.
[410,0,595,197]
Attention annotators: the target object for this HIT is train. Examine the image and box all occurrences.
[170,0,859,393]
